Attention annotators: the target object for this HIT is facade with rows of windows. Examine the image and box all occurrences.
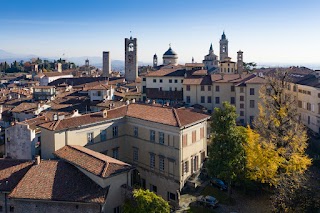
[39,103,210,207]
[183,73,265,125]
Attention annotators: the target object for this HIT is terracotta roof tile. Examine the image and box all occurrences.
[146,68,186,77]
[40,103,210,130]
[54,145,132,178]
[211,73,254,83]
[174,108,210,127]
[126,104,210,127]
[191,69,208,76]
[9,160,108,204]
[126,104,178,126]
[11,102,38,113]
[183,75,212,85]
[18,115,51,130]
[39,105,127,131]
[0,159,33,192]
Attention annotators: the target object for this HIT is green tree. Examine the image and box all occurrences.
[123,189,170,213]
[243,62,257,72]
[207,102,246,197]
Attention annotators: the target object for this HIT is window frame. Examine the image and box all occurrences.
[150,130,156,142]
[112,126,118,138]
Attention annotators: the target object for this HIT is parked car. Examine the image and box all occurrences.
[210,178,228,190]
[196,195,219,208]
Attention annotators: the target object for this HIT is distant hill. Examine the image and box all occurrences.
[0,49,38,63]
[0,49,151,71]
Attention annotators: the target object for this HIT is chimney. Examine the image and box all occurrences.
[152,100,156,105]
[132,99,136,103]
[102,109,108,118]
[126,100,130,105]
[166,101,170,107]
[34,155,40,165]
[72,109,80,117]
[221,73,224,80]
[146,99,150,104]
[37,103,41,109]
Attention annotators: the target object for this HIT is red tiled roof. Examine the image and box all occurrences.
[9,160,108,204]
[175,108,210,127]
[0,159,33,192]
[191,69,208,76]
[87,84,112,91]
[39,105,127,131]
[126,104,210,127]
[40,103,210,131]
[18,115,51,130]
[243,75,266,84]
[211,73,254,83]
[11,102,38,113]
[54,145,132,178]
[145,68,185,77]
[183,75,212,85]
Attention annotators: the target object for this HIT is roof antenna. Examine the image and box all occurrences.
[130,31,132,39]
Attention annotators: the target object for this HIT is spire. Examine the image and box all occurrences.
[209,43,213,54]
[221,31,226,40]
[192,57,194,63]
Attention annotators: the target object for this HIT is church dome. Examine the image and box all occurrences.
[163,47,177,56]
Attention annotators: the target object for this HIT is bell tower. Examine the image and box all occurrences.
[237,50,244,74]
[125,36,138,82]
[153,53,158,68]
[219,31,228,61]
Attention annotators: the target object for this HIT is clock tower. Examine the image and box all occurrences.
[125,37,138,82]
[219,31,228,62]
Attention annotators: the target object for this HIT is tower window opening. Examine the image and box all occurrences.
[128,43,134,51]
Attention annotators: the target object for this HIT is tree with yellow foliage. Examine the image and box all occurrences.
[245,70,312,211]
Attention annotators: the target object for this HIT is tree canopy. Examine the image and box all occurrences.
[123,189,170,213]
[207,102,246,196]
[244,70,312,211]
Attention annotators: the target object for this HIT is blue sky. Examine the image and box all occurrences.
[1,0,320,66]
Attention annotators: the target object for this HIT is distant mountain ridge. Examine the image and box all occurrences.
[0,49,151,71]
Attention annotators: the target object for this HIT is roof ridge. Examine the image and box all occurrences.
[69,145,109,164]
[173,108,181,127]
